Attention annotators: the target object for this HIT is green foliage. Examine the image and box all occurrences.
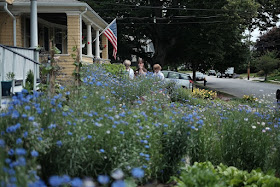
[101,63,125,76]
[256,51,280,80]
[6,72,15,80]
[174,162,280,187]
[24,70,34,93]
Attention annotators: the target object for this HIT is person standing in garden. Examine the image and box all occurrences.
[153,64,164,80]
[135,58,147,76]
[123,60,134,79]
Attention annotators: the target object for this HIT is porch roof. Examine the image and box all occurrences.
[0,0,108,30]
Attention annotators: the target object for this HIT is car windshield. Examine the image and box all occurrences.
[180,74,190,80]
[162,71,169,78]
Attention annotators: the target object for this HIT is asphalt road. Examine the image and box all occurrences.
[201,75,279,103]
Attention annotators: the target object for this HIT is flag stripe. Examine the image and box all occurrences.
[103,19,117,60]
[105,29,117,45]
[104,32,117,50]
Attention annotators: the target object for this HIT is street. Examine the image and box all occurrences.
[202,76,279,104]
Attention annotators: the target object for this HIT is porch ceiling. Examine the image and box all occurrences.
[0,0,108,30]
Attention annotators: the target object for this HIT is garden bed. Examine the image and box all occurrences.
[0,64,279,186]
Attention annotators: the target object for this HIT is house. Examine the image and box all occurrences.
[0,0,110,81]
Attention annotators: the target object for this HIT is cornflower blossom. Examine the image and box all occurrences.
[97,175,110,184]
[131,168,145,179]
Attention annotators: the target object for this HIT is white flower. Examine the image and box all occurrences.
[261,122,265,126]
[106,130,110,134]
[252,126,256,129]
[244,118,248,121]
[111,169,124,180]
[83,178,95,187]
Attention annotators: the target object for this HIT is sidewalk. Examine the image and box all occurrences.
[242,77,280,84]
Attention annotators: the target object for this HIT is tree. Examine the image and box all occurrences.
[255,51,280,81]
[83,0,278,75]
[255,26,280,56]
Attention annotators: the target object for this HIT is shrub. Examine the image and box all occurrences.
[173,162,280,187]
[101,63,125,76]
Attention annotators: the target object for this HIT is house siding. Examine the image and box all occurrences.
[0,12,13,46]
[101,34,108,60]
[57,14,81,80]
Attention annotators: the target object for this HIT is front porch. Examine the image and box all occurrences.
[0,0,110,80]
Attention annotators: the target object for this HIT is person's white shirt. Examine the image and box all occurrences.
[127,68,134,79]
[154,71,164,80]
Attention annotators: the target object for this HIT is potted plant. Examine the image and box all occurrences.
[1,72,15,96]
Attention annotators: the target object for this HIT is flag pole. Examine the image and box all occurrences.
[92,18,116,43]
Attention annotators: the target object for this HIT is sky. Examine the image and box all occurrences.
[249,21,280,42]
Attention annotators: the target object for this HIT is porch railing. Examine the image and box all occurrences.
[0,44,40,107]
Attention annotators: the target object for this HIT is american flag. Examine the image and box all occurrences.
[104,19,117,59]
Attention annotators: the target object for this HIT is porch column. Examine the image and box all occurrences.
[30,0,38,48]
[87,24,93,57]
[95,29,100,59]
[102,34,108,59]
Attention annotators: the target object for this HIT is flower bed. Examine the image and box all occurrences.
[0,64,279,186]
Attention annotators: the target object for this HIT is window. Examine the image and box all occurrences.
[168,72,180,79]
[179,74,191,80]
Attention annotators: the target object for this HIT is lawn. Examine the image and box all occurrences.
[0,64,279,186]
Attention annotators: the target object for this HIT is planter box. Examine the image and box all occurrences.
[1,81,12,96]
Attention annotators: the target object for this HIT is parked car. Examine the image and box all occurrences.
[162,71,193,89]
[195,72,206,81]
[216,72,225,78]
[208,70,216,76]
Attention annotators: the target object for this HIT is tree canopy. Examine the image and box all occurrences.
[82,0,280,73]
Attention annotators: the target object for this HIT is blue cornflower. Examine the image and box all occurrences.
[100,149,105,153]
[11,110,20,118]
[120,131,124,135]
[87,135,92,139]
[8,149,14,155]
[97,175,110,184]
[83,96,87,99]
[139,152,145,156]
[71,178,83,187]
[25,106,31,110]
[112,180,125,187]
[48,124,57,129]
[96,81,102,86]
[38,137,43,141]
[65,91,70,95]
[5,158,11,164]
[131,168,145,179]
[56,141,62,147]
[0,139,5,148]
[51,108,56,112]
[28,116,35,121]
[23,131,28,138]
[145,145,150,149]
[16,148,26,155]
[68,132,73,136]
[18,157,26,166]
[49,176,63,187]
[16,138,22,144]
[10,177,17,183]
[101,96,105,100]
[106,100,110,104]
[31,150,39,157]
[62,175,71,183]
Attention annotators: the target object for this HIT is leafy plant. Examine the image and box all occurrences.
[6,72,15,80]
[24,70,34,93]
[173,162,280,187]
